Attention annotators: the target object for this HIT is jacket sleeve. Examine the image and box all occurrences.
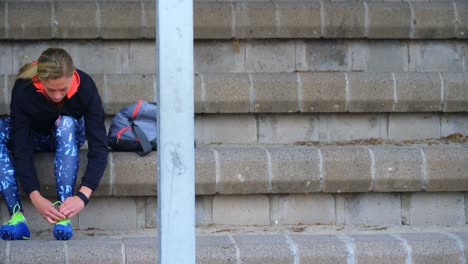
[10,81,40,196]
[81,78,108,192]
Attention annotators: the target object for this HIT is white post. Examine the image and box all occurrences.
[156,0,195,263]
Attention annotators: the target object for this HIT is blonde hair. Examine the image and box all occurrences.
[17,48,75,81]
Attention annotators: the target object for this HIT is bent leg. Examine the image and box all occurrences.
[0,118,22,215]
[54,116,85,203]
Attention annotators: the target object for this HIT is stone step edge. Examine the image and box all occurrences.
[31,144,468,197]
[1,1,467,40]
[2,72,468,115]
[2,231,468,264]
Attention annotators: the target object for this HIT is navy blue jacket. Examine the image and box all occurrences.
[10,69,108,195]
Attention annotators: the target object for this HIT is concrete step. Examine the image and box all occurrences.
[0,1,466,40]
[1,226,468,263]
[2,72,468,115]
[31,144,468,197]
[1,39,467,77]
[7,192,467,231]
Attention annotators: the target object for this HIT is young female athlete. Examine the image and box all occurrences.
[0,48,108,240]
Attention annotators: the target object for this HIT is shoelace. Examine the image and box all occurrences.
[4,204,24,225]
[52,201,70,225]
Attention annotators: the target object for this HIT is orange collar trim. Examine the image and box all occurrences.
[32,70,80,101]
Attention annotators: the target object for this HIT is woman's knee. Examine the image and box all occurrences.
[55,116,85,148]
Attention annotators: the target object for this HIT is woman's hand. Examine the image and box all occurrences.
[29,191,66,224]
[59,196,85,219]
[59,186,92,219]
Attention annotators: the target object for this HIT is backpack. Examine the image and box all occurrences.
[107,99,158,156]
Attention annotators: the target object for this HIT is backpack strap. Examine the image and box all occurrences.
[132,122,152,156]
[130,99,152,156]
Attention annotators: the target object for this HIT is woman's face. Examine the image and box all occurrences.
[41,76,72,103]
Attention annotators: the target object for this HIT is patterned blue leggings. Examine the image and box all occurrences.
[0,116,85,215]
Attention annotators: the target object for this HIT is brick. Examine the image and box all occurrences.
[267,147,321,193]
[129,41,157,74]
[195,2,232,39]
[105,74,154,114]
[217,147,268,194]
[318,114,387,142]
[441,114,468,136]
[353,234,407,263]
[145,197,157,228]
[196,196,213,226]
[388,114,440,140]
[8,2,52,39]
[277,194,335,225]
[367,2,411,38]
[457,2,468,38]
[100,2,142,39]
[70,42,125,74]
[0,43,12,75]
[142,1,155,38]
[443,73,468,112]
[344,193,401,225]
[322,146,372,193]
[112,151,157,196]
[296,40,349,72]
[409,192,465,225]
[79,197,138,229]
[213,195,269,225]
[251,73,298,112]
[68,240,122,264]
[348,72,394,112]
[401,233,462,263]
[195,41,245,73]
[412,3,457,39]
[277,2,321,38]
[195,115,257,144]
[300,72,347,112]
[195,148,216,195]
[246,40,295,72]
[125,237,158,264]
[235,235,294,263]
[0,3,5,39]
[410,41,464,72]
[424,145,468,191]
[203,73,250,113]
[290,235,348,263]
[394,72,441,112]
[350,40,409,72]
[237,2,277,38]
[55,2,98,39]
[10,240,65,264]
[323,2,366,38]
[197,236,237,264]
[371,146,423,192]
[258,114,319,144]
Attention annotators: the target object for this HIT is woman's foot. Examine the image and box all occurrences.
[0,205,30,240]
[53,219,73,240]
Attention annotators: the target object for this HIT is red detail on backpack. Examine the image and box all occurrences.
[131,99,143,120]
[116,126,140,142]
[116,127,132,140]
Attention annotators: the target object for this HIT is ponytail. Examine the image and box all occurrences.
[16,48,75,81]
[17,63,38,80]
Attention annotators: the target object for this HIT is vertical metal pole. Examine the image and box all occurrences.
[156,0,195,263]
